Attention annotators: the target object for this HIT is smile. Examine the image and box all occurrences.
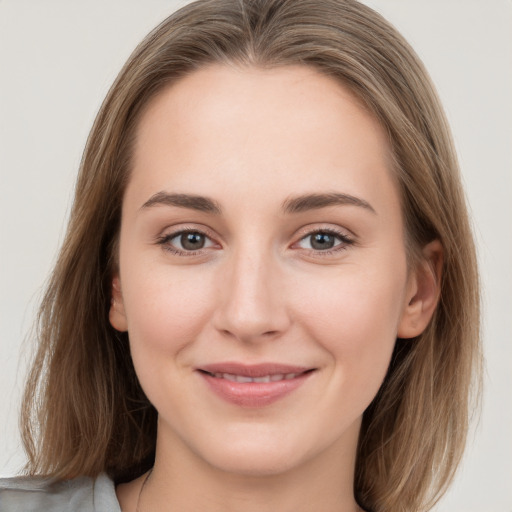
[197,363,315,407]
[207,372,303,383]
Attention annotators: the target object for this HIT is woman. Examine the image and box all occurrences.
[0,1,481,511]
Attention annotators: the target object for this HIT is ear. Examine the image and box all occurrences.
[109,275,128,332]
[397,240,443,339]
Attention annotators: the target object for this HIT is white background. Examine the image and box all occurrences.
[0,1,511,510]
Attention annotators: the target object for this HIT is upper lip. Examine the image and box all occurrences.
[198,362,314,378]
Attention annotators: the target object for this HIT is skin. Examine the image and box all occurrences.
[111,65,441,512]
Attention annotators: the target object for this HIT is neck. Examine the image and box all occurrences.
[133,420,362,512]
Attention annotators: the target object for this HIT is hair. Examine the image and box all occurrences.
[20,1,481,511]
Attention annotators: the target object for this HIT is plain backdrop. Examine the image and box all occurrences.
[0,1,511,511]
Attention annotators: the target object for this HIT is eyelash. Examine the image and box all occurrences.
[155,228,216,257]
[295,228,354,256]
[155,227,354,257]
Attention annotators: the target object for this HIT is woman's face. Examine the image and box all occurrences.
[111,65,426,476]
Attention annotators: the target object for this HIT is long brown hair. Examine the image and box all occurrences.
[21,1,481,511]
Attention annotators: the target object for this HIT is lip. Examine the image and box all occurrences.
[196,362,315,408]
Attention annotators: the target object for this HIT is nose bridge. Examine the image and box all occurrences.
[214,240,289,341]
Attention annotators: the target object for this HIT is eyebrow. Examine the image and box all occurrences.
[140,192,222,214]
[140,191,376,216]
[282,192,376,215]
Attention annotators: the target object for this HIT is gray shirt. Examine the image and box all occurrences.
[0,473,120,511]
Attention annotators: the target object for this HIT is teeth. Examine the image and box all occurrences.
[235,375,253,383]
[253,376,271,383]
[212,372,299,382]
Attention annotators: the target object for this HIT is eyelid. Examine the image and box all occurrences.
[155,224,221,256]
[154,223,355,257]
[293,223,355,242]
[290,225,355,254]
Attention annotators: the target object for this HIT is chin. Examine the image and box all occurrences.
[205,443,304,477]
[192,423,323,477]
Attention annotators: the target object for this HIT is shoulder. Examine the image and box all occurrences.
[0,473,120,512]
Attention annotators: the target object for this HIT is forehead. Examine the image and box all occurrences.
[134,64,387,159]
[127,64,398,221]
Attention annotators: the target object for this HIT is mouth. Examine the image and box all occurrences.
[201,371,308,383]
[196,363,316,407]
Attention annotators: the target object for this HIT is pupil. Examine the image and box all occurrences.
[181,232,205,250]
[311,233,334,250]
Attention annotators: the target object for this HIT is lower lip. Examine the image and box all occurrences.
[199,371,313,408]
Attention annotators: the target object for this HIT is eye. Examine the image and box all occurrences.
[174,231,208,251]
[157,229,217,255]
[296,229,353,252]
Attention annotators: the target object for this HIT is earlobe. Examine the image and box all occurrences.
[109,276,128,332]
[397,240,443,339]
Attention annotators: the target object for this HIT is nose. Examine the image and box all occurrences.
[213,247,291,343]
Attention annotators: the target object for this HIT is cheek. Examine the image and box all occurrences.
[293,261,407,388]
[121,263,217,364]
